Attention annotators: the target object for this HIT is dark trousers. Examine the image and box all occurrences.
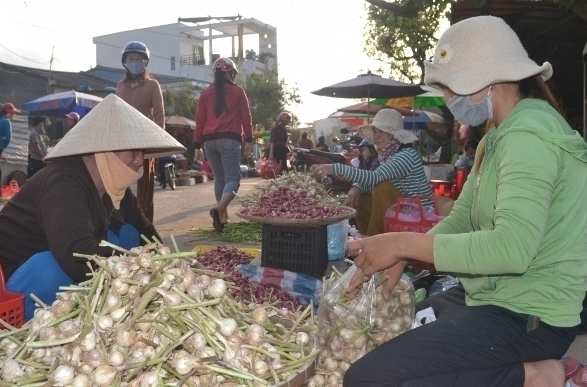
[273,144,289,173]
[343,286,578,387]
[136,158,155,222]
[28,156,45,178]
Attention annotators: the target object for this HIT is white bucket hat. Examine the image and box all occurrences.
[357,109,418,144]
[45,94,185,160]
[424,16,552,95]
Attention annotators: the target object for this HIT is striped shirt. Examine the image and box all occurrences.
[333,147,433,199]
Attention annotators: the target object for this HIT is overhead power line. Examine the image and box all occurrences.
[0,43,50,65]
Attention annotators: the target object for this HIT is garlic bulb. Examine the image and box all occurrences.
[245,324,265,346]
[208,279,227,299]
[171,353,198,375]
[1,359,24,381]
[251,307,268,324]
[93,365,117,387]
[108,350,125,367]
[51,364,75,385]
[111,278,129,295]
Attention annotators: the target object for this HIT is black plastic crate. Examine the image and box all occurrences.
[261,224,328,279]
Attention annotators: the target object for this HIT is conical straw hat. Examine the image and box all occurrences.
[45,94,186,160]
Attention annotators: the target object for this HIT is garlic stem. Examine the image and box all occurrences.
[170,235,179,253]
[277,350,298,362]
[47,309,81,329]
[28,294,48,310]
[151,323,177,342]
[15,359,50,369]
[57,286,90,292]
[25,332,80,348]
[159,364,195,387]
[120,279,142,286]
[150,252,197,261]
[128,287,158,327]
[98,240,133,255]
[0,326,28,340]
[161,330,195,359]
[283,303,312,341]
[268,362,280,384]
[163,307,188,334]
[239,345,274,358]
[171,299,220,310]
[204,364,256,382]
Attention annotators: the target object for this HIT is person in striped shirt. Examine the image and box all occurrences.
[312,109,433,235]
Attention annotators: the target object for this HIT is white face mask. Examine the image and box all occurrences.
[447,86,493,127]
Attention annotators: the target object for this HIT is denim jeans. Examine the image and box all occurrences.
[7,224,140,321]
[204,139,241,202]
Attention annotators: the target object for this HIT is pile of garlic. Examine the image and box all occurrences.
[303,268,415,387]
[0,242,318,387]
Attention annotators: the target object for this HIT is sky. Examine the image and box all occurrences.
[0,0,397,124]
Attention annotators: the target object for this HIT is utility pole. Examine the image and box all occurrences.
[46,46,54,95]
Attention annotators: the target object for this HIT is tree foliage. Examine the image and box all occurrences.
[236,70,301,133]
[162,83,199,118]
[365,0,450,84]
[365,0,583,18]
[245,49,258,60]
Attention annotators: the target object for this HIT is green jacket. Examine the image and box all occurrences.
[430,99,587,327]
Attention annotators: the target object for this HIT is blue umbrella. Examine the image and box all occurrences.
[22,91,103,118]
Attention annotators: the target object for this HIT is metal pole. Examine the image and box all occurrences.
[46,46,54,95]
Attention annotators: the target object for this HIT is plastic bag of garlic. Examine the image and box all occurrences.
[304,265,415,387]
[0,241,320,386]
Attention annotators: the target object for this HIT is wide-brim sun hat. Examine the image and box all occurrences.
[357,109,418,144]
[424,16,552,96]
[45,94,185,160]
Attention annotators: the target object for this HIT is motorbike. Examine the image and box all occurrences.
[290,147,354,192]
[158,155,176,190]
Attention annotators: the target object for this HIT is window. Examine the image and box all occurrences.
[171,56,176,70]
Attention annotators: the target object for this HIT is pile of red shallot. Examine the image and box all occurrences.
[239,185,352,219]
[196,246,305,311]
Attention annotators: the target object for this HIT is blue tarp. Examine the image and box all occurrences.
[22,91,103,118]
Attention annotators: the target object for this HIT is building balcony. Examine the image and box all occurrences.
[180,54,207,66]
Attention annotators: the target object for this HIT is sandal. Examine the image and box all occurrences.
[209,209,224,233]
[562,357,587,386]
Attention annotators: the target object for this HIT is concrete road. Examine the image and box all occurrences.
[147,178,587,363]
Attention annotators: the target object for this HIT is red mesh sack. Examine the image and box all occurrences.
[259,159,283,179]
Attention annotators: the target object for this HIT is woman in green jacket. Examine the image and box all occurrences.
[343,16,587,387]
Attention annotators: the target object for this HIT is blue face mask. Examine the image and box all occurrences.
[125,61,147,76]
[447,87,493,127]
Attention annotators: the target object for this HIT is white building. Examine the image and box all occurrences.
[92,17,278,86]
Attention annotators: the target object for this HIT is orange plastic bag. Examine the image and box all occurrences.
[259,159,283,179]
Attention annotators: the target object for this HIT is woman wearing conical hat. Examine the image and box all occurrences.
[0,94,185,320]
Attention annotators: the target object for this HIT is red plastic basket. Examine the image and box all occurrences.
[0,266,25,328]
[383,197,443,272]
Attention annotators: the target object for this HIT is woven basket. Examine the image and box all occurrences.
[236,205,356,227]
